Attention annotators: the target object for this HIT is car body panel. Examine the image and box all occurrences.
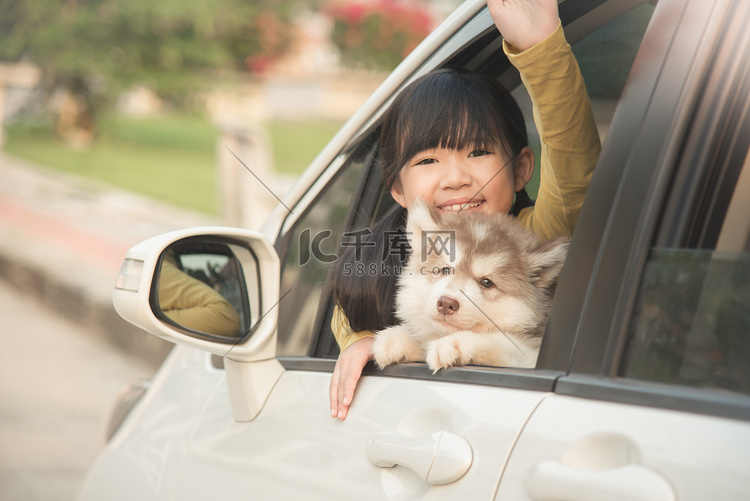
[81,347,218,499]
[174,367,548,500]
[83,346,548,500]
[496,395,750,500]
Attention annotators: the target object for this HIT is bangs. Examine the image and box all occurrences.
[379,69,527,188]
[388,72,512,174]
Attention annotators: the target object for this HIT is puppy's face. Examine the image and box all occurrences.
[397,199,568,338]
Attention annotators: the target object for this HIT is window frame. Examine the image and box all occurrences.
[554,0,750,421]
[272,139,376,357]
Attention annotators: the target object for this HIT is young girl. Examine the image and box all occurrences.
[330,0,601,420]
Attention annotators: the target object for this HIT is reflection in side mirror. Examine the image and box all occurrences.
[155,241,252,341]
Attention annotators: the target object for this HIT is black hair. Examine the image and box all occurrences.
[379,68,528,189]
[332,204,408,332]
[333,69,533,335]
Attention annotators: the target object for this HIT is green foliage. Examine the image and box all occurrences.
[325,0,433,71]
[0,0,297,115]
[226,8,296,74]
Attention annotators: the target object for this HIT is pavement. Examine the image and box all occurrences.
[0,152,235,366]
[0,277,157,501]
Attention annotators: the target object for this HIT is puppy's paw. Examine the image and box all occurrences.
[372,326,424,369]
[425,333,474,373]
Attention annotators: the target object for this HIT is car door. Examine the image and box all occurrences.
[170,2,664,499]
[168,132,551,501]
[497,0,750,498]
[170,105,554,501]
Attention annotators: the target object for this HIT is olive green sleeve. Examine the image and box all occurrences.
[158,256,241,337]
[506,21,601,240]
[331,304,375,352]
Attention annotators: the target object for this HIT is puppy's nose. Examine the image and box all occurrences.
[437,295,460,315]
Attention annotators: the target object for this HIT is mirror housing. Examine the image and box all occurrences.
[114,227,284,422]
[113,227,280,364]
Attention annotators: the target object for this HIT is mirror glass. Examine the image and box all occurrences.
[155,240,251,341]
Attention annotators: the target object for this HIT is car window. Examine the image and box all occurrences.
[302,3,656,364]
[622,146,750,394]
[275,139,377,356]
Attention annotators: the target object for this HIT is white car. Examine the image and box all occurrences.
[80,0,750,499]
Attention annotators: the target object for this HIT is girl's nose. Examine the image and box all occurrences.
[438,158,472,190]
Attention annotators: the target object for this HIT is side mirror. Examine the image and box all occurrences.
[113,227,284,422]
[113,227,280,363]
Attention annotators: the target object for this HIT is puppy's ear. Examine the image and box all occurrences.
[405,199,443,265]
[528,237,569,289]
[405,198,437,244]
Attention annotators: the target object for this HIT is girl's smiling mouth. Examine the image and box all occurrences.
[438,199,485,212]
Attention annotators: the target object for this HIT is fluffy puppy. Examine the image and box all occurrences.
[372,199,568,372]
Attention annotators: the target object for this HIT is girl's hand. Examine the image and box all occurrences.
[329,336,374,420]
[487,0,559,52]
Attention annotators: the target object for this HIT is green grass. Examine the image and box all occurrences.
[2,114,344,214]
[266,121,346,175]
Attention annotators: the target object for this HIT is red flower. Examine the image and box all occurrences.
[325,0,435,70]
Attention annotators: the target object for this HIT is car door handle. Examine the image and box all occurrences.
[525,433,675,501]
[526,462,675,501]
[366,430,473,485]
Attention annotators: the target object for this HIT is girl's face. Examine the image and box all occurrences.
[391,144,535,214]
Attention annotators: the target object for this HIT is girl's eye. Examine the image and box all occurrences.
[469,149,492,158]
[479,277,494,288]
[415,158,437,166]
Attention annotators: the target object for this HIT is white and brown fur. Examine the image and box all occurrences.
[372,199,569,372]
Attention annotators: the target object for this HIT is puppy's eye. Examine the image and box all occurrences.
[441,266,452,276]
[479,277,494,288]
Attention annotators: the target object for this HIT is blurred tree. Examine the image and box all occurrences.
[0,0,295,145]
[324,0,433,71]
